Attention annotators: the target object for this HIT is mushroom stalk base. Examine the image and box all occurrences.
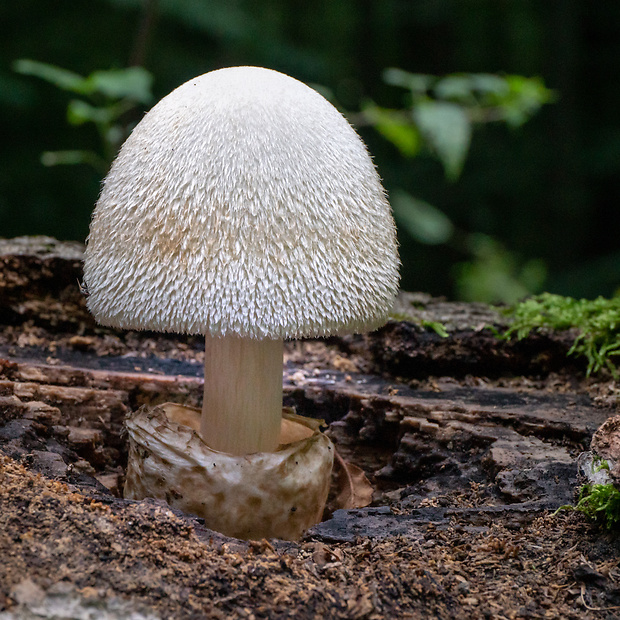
[201,335,284,455]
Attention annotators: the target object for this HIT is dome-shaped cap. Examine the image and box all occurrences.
[84,66,399,339]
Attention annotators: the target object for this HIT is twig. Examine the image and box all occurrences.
[580,584,620,611]
[213,592,244,606]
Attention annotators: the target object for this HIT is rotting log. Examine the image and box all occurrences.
[1,236,619,619]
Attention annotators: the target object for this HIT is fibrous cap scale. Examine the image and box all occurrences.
[84,66,400,338]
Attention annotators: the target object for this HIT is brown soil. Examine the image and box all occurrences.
[3,453,620,619]
[1,237,620,619]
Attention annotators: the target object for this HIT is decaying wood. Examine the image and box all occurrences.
[1,236,620,619]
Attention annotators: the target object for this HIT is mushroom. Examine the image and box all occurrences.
[83,66,399,539]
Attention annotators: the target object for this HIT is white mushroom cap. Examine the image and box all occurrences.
[84,66,399,339]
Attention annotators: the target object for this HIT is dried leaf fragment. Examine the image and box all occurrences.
[124,403,334,541]
[329,449,374,511]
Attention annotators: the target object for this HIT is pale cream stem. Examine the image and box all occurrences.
[200,335,284,455]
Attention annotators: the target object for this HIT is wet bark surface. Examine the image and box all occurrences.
[1,236,620,619]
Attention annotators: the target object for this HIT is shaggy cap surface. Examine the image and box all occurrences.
[84,66,399,338]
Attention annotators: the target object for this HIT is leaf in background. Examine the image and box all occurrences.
[470,73,511,97]
[67,99,117,126]
[435,73,511,106]
[362,102,420,157]
[413,100,472,180]
[86,67,153,104]
[433,75,476,102]
[13,59,90,94]
[383,68,434,95]
[453,233,546,304]
[391,189,454,245]
[502,75,555,127]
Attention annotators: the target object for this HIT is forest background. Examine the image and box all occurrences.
[1,0,619,303]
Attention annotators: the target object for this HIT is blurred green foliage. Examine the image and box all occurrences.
[363,69,553,303]
[365,70,553,180]
[455,234,547,303]
[14,60,154,172]
[1,0,619,302]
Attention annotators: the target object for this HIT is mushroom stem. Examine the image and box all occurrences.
[201,335,284,455]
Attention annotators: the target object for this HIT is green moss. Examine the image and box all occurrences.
[500,293,620,377]
[593,456,611,473]
[420,319,449,337]
[556,483,620,529]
